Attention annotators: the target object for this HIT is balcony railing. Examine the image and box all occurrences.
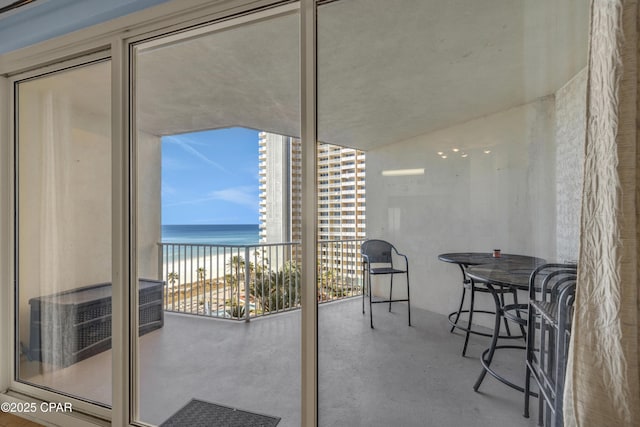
[158,239,363,321]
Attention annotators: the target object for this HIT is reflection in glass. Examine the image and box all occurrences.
[16,60,112,405]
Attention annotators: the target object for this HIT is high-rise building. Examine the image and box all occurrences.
[316,143,366,281]
[258,132,301,243]
[258,131,365,245]
[316,143,366,243]
[258,131,365,282]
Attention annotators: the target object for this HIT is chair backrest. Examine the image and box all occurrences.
[361,239,395,264]
[529,263,577,303]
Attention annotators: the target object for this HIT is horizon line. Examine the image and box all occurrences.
[162,223,259,226]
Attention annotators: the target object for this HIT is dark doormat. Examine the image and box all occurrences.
[160,399,281,427]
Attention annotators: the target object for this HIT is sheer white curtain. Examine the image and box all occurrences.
[564,0,640,425]
[38,90,75,368]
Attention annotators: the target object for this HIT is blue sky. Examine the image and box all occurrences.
[161,127,259,225]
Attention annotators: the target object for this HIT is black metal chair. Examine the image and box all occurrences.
[524,263,577,427]
[360,239,410,328]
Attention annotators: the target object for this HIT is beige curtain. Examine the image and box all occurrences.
[564,0,640,426]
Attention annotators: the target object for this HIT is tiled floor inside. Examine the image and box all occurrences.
[0,412,44,427]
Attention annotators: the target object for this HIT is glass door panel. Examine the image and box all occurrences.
[317,1,588,426]
[15,60,112,406]
[132,5,301,426]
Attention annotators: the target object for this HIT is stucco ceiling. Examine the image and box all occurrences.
[315,0,590,150]
[135,0,589,150]
[33,0,590,151]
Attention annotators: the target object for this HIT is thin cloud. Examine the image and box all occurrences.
[209,186,257,209]
[165,196,215,208]
[162,156,190,171]
[164,135,228,173]
[165,186,258,209]
[161,183,178,197]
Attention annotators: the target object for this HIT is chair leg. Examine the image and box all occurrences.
[500,291,512,336]
[406,272,411,326]
[523,364,531,418]
[369,287,374,329]
[512,289,526,339]
[462,283,475,357]
[362,267,366,315]
[473,283,502,392]
[389,274,394,312]
[524,296,536,419]
[369,272,374,328]
[450,286,467,333]
[538,386,544,426]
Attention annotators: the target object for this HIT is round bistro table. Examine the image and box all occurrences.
[465,257,546,394]
[438,253,545,356]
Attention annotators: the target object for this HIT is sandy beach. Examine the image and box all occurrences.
[160,246,283,316]
[161,245,293,288]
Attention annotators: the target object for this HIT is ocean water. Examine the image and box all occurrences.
[161,224,261,283]
[162,224,260,245]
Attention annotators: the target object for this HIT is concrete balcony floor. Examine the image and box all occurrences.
[20,298,540,427]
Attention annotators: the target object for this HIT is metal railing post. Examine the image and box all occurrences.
[158,243,165,311]
[244,245,251,322]
[158,243,164,281]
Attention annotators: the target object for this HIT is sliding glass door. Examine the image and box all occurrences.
[130,4,302,426]
[316,1,587,426]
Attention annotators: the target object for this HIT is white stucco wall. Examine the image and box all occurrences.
[365,96,557,317]
[555,68,587,261]
[137,130,162,279]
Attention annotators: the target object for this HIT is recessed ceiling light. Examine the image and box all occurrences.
[437,151,443,155]
[452,148,459,152]
[483,150,491,154]
[461,153,468,158]
[441,155,448,159]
